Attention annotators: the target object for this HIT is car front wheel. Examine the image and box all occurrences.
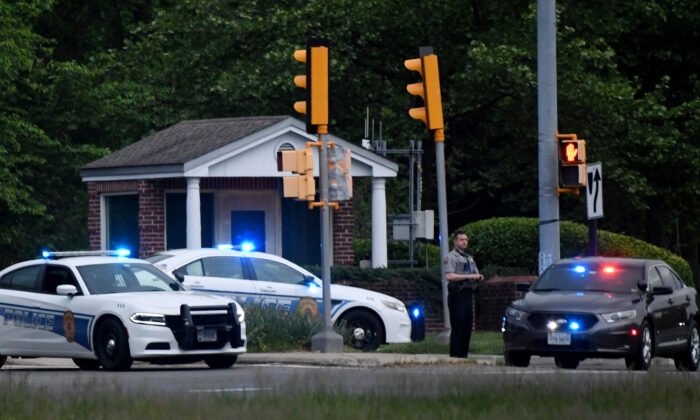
[554,355,579,369]
[95,318,133,371]
[626,321,653,371]
[73,358,101,370]
[338,310,385,351]
[204,355,238,369]
[504,350,530,367]
[674,322,699,372]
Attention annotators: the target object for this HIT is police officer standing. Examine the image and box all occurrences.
[443,230,484,358]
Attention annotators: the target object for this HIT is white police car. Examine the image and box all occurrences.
[147,247,414,351]
[0,251,246,371]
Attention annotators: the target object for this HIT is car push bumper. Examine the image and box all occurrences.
[166,303,245,350]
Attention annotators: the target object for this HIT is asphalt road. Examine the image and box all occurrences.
[2,356,697,398]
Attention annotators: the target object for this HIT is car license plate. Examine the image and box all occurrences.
[547,332,571,346]
[197,328,217,343]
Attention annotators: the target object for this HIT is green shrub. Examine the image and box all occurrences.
[303,265,444,317]
[457,217,693,284]
[353,239,442,267]
[244,304,322,352]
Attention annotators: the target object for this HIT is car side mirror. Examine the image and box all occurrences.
[57,284,78,296]
[651,285,673,295]
[637,280,647,292]
[172,268,185,282]
[515,282,531,293]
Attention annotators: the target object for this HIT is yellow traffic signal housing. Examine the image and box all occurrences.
[278,149,316,201]
[279,148,313,174]
[283,175,316,201]
[405,49,444,136]
[293,38,329,134]
[558,138,587,188]
[328,146,352,201]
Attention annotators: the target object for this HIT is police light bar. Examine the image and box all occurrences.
[216,242,256,252]
[240,242,255,252]
[41,249,132,259]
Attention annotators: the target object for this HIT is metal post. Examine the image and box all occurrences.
[311,131,344,353]
[588,219,598,256]
[435,140,451,342]
[409,140,415,268]
[537,0,560,273]
[417,141,423,212]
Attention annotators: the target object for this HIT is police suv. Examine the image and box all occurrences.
[0,251,246,371]
[148,247,416,351]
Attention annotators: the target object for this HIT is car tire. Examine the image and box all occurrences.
[626,321,653,371]
[0,355,6,368]
[95,318,133,371]
[338,310,385,352]
[72,358,101,370]
[674,322,699,372]
[204,355,238,369]
[554,355,579,369]
[504,350,530,367]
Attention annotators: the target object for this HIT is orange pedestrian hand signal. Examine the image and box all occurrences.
[565,143,578,162]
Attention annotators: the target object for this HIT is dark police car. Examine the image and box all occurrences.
[502,257,699,370]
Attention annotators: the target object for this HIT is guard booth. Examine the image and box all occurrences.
[81,116,398,266]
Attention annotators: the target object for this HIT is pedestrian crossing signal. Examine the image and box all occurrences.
[557,137,586,188]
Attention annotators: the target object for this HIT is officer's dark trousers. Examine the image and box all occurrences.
[448,285,473,358]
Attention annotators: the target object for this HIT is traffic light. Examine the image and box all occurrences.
[558,138,587,188]
[293,38,329,134]
[277,148,316,201]
[328,145,352,201]
[404,47,444,140]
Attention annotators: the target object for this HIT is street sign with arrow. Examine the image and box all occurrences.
[586,162,603,220]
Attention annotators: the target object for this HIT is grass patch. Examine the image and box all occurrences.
[377,331,503,355]
[2,372,698,419]
[243,303,503,355]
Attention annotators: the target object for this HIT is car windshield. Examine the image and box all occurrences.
[533,262,643,293]
[77,263,183,294]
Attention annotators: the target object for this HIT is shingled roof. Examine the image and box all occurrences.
[83,115,288,169]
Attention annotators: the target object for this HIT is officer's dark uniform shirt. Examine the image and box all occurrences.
[444,249,479,290]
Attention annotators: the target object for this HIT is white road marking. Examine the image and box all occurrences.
[189,387,273,393]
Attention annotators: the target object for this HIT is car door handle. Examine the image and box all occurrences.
[686,295,691,302]
[667,298,674,305]
[260,287,276,293]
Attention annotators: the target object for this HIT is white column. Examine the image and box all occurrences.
[371,177,388,268]
[186,177,201,249]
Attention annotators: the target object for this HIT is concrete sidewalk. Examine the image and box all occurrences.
[238,352,502,367]
[4,352,502,369]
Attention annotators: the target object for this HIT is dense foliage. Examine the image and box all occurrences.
[1,0,698,285]
[460,217,693,284]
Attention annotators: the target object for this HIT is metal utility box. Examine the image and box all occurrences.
[392,210,434,241]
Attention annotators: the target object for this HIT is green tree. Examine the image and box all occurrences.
[0,0,697,287]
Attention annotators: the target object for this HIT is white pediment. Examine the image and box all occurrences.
[183,119,397,179]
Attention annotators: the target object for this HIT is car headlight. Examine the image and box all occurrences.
[382,300,406,313]
[130,313,167,326]
[601,309,636,323]
[235,304,245,323]
[506,307,528,322]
